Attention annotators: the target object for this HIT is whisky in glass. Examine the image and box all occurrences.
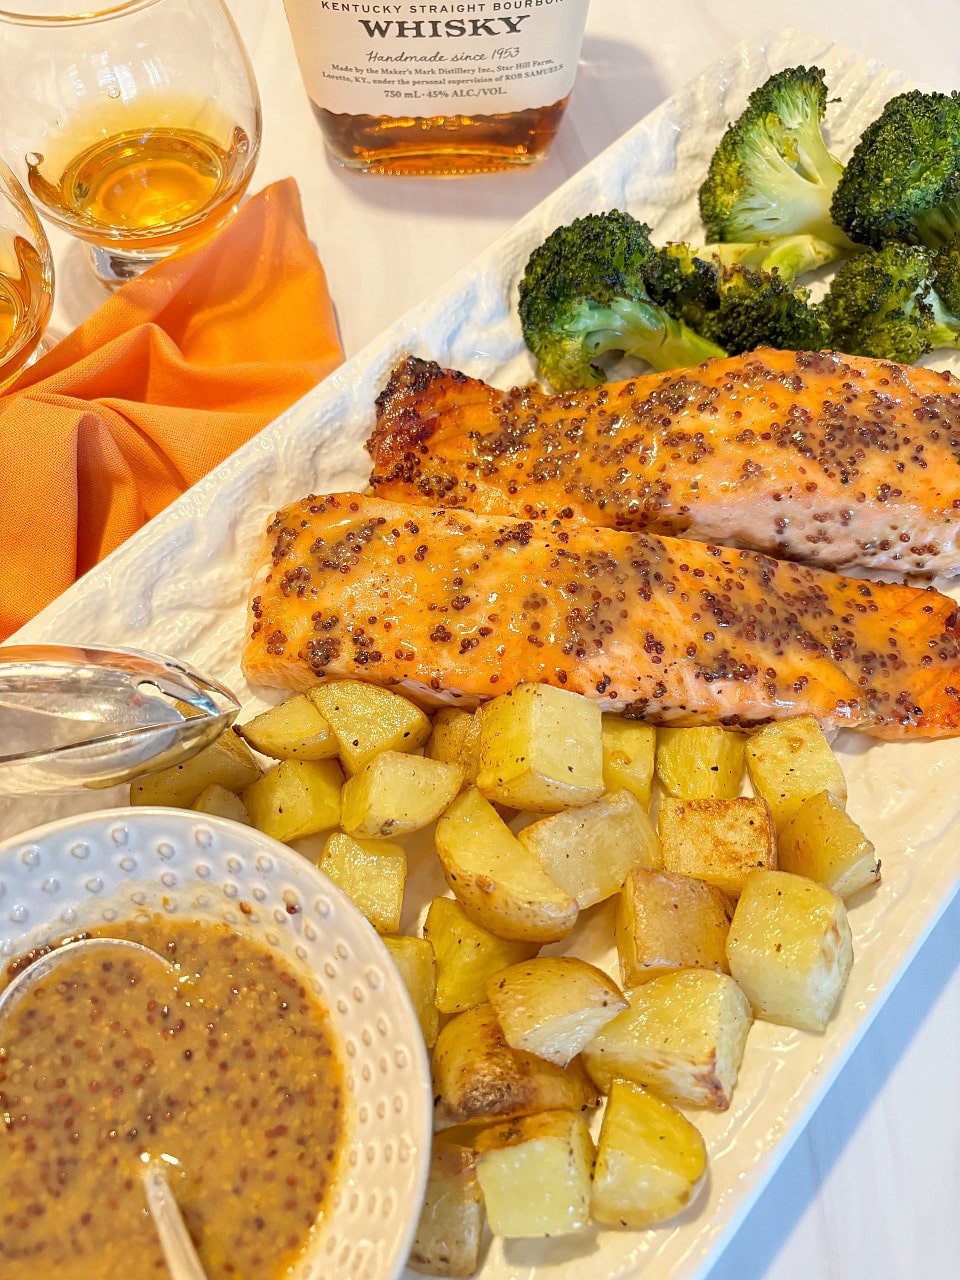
[0,0,262,287]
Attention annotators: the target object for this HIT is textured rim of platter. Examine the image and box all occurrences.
[0,807,433,1280]
[3,25,960,1280]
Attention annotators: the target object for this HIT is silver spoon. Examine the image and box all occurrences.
[0,935,182,1019]
[0,936,210,1280]
[143,1160,210,1280]
[0,643,240,794]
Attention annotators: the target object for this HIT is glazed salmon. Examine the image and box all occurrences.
[242,491,960,740]
[368,348,960,576]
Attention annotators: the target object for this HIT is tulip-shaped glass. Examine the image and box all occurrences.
[0,157,54,388]
[0,0,262,288]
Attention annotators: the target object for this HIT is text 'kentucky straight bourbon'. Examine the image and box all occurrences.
[281,2,590,175]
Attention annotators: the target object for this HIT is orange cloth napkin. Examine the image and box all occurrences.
[0,177,343,640]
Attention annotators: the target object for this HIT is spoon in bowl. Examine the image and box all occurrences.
[143,1160,210,1280]
[0,935,183,1019]
[0,935,210,1280]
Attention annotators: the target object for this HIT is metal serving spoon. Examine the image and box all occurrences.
[0,935,210,1280]
[143,1160,210,1280]
[0,935,183,1019]
[0,644,240,794]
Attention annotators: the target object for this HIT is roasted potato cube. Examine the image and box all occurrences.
[235,692,338,761]
[777,791,880,901]
[432,1002,599,1130]
[616,866,733,986]
[473,1110,594,1238]
[408,1141,484,1277]
[582,969,753,1109]
[658,796,776,897]
[130,728,262,807]
[341,751,462,839]
[308,679,432,774]
[655,725,745,799]
[486,956,627,1066]
[190,782,253,825]
[423,895,539,1015]
[319,831,407,934]
[601,716,656,806]
[590,1078,707,1228]
[476,682,604,812]
[426,708,481,785]
[517,789,660,909]
[744,715,847,827]
[435,787,579,943]
[726,869,853,1032]
[242,757,343,842]
[383,935,440,1048]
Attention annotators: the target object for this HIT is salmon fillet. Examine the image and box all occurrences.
[242,491,960,740]
[367,348,960,576]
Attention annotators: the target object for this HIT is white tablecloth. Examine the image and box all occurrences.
[43,2,960,1277]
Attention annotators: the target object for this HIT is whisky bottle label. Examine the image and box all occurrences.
[282,1,590,117]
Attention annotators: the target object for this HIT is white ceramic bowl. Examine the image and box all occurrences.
[0,807,433,1280]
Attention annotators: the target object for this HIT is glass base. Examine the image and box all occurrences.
[87,242,175,290]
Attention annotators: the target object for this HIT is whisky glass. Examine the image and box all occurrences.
[0,0,262,288]
[0,157,54,389]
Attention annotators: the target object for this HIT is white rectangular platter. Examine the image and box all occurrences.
[5,25,960,1280]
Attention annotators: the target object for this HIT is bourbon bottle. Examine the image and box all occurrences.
[281,1,590,175]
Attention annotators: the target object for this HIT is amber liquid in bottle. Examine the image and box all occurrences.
[26,122,254,251]
[313,97,571,176]
[282,0,589,177]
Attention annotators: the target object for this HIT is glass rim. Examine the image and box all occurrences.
[0,0,164,24]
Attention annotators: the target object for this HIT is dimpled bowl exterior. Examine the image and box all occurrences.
[0,807,432,1280]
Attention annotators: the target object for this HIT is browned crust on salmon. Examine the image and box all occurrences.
[242,492,960,740]
[367,349,960,576]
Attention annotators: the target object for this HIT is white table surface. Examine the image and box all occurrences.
[41,2,960,1278]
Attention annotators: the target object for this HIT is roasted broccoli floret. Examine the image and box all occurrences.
[643,239,720,328]
[697,264,830,355]
[698,66,851,255]
[830,90,960,249]
[646,244,829,356]
[517,210,727,390]
[821,241,960,363]
[932,238,960,314]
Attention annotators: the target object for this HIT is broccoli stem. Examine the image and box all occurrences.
[577,297,727,373]
[732,149,853,249]
[691,234,839,281]
[924,293,960,349]
[913,197,960,249]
